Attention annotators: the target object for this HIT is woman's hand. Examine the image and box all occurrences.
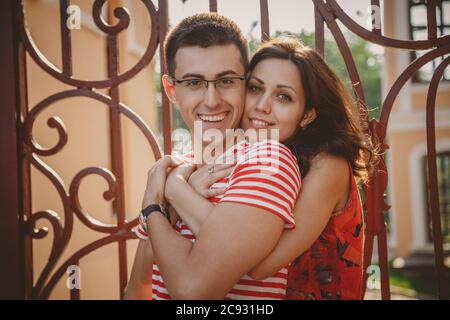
[187,163,234,198]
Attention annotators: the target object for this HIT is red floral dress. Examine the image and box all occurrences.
[286,167,364,300]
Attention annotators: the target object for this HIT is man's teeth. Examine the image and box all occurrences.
[252,119,271,127]
[199,112,227,122]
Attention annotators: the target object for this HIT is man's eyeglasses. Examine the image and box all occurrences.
[171,76,246,92]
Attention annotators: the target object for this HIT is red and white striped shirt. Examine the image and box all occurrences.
[135,139,301,300]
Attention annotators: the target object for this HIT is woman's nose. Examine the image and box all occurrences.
[255,94,271,114]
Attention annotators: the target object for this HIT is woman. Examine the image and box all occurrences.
[157,38,375,300]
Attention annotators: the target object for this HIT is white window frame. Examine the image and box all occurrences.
[409,138,450,251]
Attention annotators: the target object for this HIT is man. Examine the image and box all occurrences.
[124,13,299,300]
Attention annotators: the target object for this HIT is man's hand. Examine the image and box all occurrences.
[142,155,183,209]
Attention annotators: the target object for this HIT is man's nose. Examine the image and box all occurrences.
[203,83,220,109]
[255,94,271,114]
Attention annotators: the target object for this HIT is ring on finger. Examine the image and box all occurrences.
[208,165,215,174]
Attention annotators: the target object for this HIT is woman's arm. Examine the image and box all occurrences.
[164,163,232,235]
[248,154,350,280]
[123,239,153,300]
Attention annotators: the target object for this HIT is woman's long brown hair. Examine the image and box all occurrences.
[249,38,377,183]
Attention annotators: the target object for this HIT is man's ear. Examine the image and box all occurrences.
[300,108,317,129]
[162,74,178,104]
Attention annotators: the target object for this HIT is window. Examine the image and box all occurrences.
[423,151,450,243]
[409,0,450,82]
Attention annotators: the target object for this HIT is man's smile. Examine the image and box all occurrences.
[197,111,230,123]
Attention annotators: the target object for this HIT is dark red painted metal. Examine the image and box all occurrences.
[209,0,217,13]
[0,0,27,300]
[314,5,325,58]
[59,0,72,76]
[425,56,450,300]
[260,0,270,42]
[105,2,128,300]
[2,0,448,300]
[427,0,437,40]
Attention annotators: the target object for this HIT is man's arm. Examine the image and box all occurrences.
[123,239,153,300]
[148,202,285,299]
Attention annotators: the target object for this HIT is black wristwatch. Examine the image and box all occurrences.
[139,203,168,232]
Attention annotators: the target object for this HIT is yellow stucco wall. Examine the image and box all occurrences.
[411,88,450,111]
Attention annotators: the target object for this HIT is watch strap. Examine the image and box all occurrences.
[141,204,165,218]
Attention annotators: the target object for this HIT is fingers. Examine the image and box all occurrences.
[159,155,184,167]
[144,155,183,205]
[196,162,234,176]
[151,155,184,175]
[210,166,234,182]
[209,162,235,172]
[173,163,196,179]
[188,163,234,191]
[205,187,227,198]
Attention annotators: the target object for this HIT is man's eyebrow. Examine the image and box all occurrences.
[181,73,205,79]
[180,70,241,79]
[216,70,241,78]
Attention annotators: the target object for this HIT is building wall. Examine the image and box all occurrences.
[384,0,450,257]
[24,0,159,299]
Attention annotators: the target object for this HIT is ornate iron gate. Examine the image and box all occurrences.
[0,0,448,300]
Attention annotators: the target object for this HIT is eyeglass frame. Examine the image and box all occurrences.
[170,75,246,91]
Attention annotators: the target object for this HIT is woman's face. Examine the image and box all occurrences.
[242,58,306,142]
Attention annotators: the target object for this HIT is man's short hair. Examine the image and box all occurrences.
[163,13,249,76]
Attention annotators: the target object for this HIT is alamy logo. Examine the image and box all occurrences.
[66,265,81,290]
[66,5,81,30]
[366,265,381,290]
[366,5,381,30]
[191,121,281,167]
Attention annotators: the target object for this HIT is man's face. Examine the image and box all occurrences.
[170,44,246,139]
